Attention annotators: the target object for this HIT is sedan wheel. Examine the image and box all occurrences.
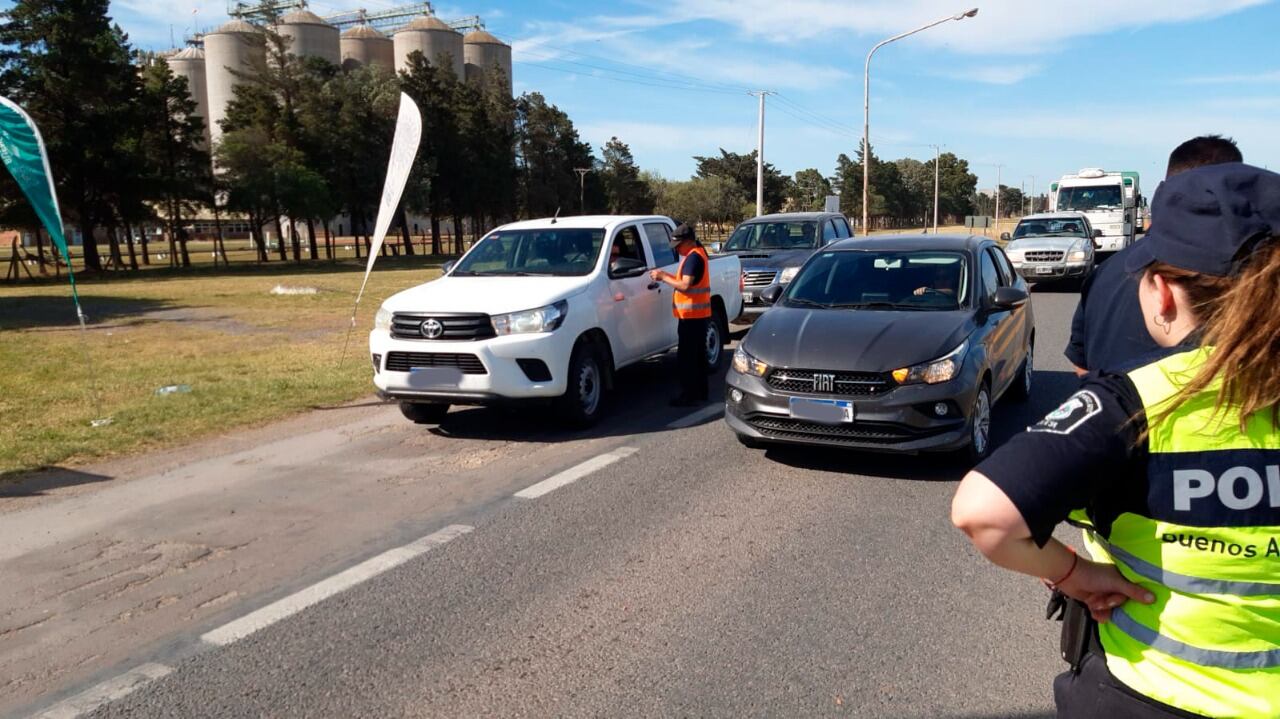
[968,385,993,462]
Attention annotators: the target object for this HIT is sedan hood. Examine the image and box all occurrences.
[745,306,974,373]
[380,276,590,315]
[730,248,818,269]
[1007,237,1085,253]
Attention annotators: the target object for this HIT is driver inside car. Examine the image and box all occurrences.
[912,265,958,297]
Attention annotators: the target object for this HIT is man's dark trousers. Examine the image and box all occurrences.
[676,317,709,401]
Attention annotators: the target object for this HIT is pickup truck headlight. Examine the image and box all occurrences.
[374,306,393,331]
[732,347,769,377]
[779,267,800,284]
[1067,242,1088,262]
[892,341,968,385]
[491,300,568,336]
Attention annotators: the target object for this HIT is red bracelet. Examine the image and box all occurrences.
[1046,546,1079,587]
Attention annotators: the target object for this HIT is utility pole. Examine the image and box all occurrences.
[993,164,1004,236]
[1021,180,1027,216]
[1029,175,1037,214]
[749,90,773,217]
[573,168,590,215]
[929,144,943,233]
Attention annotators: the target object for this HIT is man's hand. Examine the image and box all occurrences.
[913,286,928,296]
[1057,558,1155,623]
[649,269,664,281]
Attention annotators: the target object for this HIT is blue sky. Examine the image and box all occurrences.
[112,0,1280,193]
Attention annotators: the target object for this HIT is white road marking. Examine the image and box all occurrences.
[513,447,640,499]
[665,403,724,429]
[201,524,473,647]
[33,662,172,719]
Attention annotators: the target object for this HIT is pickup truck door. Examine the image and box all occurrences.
[642,222,681,350]
[603,224,668,365]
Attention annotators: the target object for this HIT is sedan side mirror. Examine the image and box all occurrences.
[760,284,784,305]
[441,260,456,274]
[999,232,1011,242]
[609,257,647,278]
[992,286,1028,309]
[1092,229,1104,239]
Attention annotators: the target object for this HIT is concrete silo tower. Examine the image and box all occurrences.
[204,18,265,149]
[340,24,394,72]
[463,29,512,93]
[278,9,340,65]
[393,16,464,79]
[165,47,211,146]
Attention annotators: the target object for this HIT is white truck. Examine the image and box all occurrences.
[370,215,743,427]
[1048,168,1142,254]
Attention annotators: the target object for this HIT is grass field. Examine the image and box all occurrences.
[0,256,447,478]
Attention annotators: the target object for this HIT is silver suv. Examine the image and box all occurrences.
[1001,212,1099,283]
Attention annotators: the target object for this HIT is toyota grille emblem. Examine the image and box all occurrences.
[420,318,444,339]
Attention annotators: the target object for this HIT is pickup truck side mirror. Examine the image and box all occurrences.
[441,260,456,274]
[708,241,723,254]
[1092,229,1104,239]
[609,257,647,278]
[992,286,1028,310]
[760,284,784,305]
[999,232,1011,242]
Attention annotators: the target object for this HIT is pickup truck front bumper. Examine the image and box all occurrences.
[1011,260,1090,282]
[369,329,571,404]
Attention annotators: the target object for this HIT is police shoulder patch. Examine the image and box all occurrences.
[1029,390,1103,435]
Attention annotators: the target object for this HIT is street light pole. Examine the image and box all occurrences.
[862,7,978,236]
[573,167,590,214]
[749,90,773,217]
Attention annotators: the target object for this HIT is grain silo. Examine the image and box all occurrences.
[463,29,512,92]
[278,9,340,65]
[393,16,464,79]
[204,18,265,148]
[340,24,394,72]
[165,47,210,146]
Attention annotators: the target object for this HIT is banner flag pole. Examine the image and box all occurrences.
[340,92,423,366]
[0,95,110,426]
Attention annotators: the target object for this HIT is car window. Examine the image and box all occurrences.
[609,226,646,271]
[822,220,839,243]
[454,228,604,276]
[835,217,852,237]
[640,223,676,266]
[725,221,819,251]
[784,250,968,310]
[988,247,1014,286]
[979,251,1000,304]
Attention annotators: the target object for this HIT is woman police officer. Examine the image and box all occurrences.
[951,163,1280,719]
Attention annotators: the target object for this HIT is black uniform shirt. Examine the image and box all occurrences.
[975,371,1148,547]
[678,250,705,285]
[1065,244,1159,372]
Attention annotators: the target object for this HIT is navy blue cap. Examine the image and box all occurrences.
[1125,162,1280,277]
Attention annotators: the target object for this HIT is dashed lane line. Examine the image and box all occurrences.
[665,403,724,430]
[513,447,640,499]
[201,524,473,647]
[33,662,173,719]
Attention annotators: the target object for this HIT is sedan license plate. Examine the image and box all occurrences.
[406,367,462,389]
[1036,266,1054,275]
[789,397,854,424]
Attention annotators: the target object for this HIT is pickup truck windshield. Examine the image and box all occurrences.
[452,229,606,276]
[1057,186,1123,211]
[1013,219,1088,238]
[784,250,968,310]
[725,221,819,251]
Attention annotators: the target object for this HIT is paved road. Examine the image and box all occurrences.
[5,286,1084,718]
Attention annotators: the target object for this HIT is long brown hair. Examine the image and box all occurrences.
[1147,237,1280,430]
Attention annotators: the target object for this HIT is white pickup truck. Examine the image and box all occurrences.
[370,215,743,426]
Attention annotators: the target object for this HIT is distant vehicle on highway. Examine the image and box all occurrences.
[713,212,853,322]
[725,235,1033,460]
[370,215,743,427]
[1048,168,1142,254]
[1001,212,1099,283]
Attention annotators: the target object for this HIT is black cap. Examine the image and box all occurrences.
[672,223,696,242]
[1125,162,1280,277]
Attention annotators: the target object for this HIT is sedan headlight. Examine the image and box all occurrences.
[779,267,800,284]
[1067,242,1088,262]
[892,341,968,385]
[491,300,568,336]
[374,306,393,331]
[732,346,769,377]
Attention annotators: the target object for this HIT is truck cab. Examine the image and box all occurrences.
[1049,168,1141,255]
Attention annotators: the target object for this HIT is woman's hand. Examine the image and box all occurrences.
[1056,559,1156,623]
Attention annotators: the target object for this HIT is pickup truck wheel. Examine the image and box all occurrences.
[399,401,449,425]
[559,343,605,427]
[705,307,728,369]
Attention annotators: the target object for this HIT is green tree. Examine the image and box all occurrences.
[693,148,788,214]
[600,137,654,214]
[0,0,145,271]
[514,92,598,218]
[930,152,977,222]
[787,168,832,212]
[142,60,212,267]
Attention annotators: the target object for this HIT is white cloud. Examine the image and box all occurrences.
[1181,70,1280,84]
[660,0,1272,54]
[936,63,1042,85]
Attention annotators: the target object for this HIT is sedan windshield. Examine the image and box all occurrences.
[1013,219,1088,238]
[452,228,606,276]
[783,250,968,311]
[725,221,819,251]
[1057,185,1123,211]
